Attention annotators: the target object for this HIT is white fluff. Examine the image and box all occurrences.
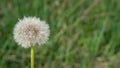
[13,17,50,48]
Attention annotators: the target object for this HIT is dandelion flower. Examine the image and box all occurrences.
[13,17,50,48]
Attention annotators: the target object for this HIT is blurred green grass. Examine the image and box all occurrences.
[0,0,120,68]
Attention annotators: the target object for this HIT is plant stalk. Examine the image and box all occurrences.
[31,47,34,68]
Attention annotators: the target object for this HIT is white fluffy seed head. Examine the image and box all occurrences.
[13,17,50,48]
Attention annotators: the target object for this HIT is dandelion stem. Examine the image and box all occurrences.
[31,47,34,68]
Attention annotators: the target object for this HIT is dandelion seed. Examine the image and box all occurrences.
[13,17,50,48]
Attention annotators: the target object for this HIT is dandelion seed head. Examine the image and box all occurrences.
[13,17,50,48]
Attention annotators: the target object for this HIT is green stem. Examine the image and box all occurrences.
[31,47,34,68]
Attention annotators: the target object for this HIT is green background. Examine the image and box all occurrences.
[0,0,120,68]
